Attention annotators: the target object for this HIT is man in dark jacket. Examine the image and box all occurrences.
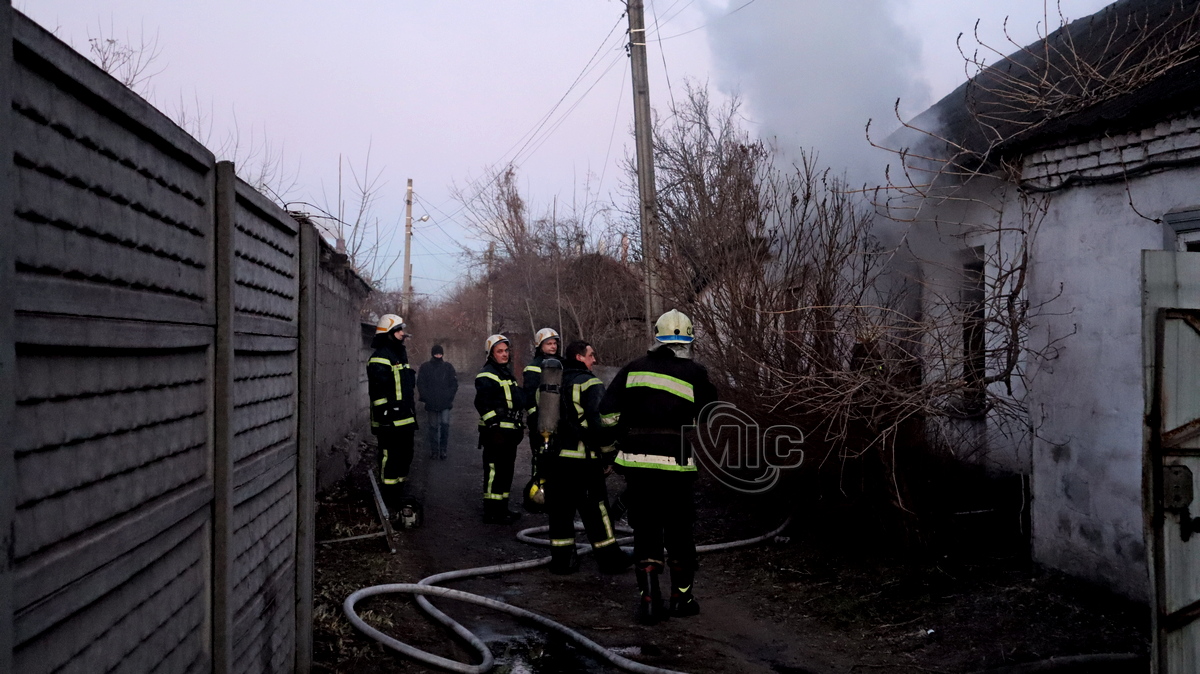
[600,310,718,625]
[545,340,631,575]
[418,344,458,460]
[367,314,418,514]
[475,334,526,524]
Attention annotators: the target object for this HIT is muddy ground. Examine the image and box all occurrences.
[313,378,1149,674]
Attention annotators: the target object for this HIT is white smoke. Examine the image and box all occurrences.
[701,0,931,185]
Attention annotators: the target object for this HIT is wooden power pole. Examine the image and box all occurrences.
[627,0,663,334]
[486,242,495,335]
[402,178,414,318]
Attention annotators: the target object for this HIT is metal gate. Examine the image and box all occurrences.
[1144,250,1200,673]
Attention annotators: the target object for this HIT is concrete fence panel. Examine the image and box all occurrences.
[7,10,217,674]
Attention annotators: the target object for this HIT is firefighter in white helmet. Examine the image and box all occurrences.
[522,327,560,436]
[474,334,526,524]
[367,314,418,517]
[599,309,718,624]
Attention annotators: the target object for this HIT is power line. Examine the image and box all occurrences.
[649,0,678,113]
[413,11,632,226]
[656,0,759,40]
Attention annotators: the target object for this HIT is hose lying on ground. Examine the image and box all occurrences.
[344,517,792,674]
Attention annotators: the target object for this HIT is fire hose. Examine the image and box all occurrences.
[343,517,792,674]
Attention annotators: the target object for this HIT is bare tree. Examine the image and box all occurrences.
[86,18,164,97]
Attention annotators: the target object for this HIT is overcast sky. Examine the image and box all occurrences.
[23,0,1113,300]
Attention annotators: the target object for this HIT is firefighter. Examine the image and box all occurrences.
[521,327,559,512]
[600,309,718,625]
[522,327,560,435]
[545,340,631,575]
[475,334,526,524]
[367,314,418,517]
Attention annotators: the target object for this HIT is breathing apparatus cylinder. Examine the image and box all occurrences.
[537,358,563,440]
[523,358,563,513]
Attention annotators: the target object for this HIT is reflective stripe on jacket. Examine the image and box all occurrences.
[367,342,417,430]
[475,360,525,430]
[553,365,613,461]
[599,346,718,471]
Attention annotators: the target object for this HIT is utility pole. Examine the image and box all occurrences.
[402,178,414,318]
[486,242,495,335]
[627,0,663,335]
[553,198,563,338]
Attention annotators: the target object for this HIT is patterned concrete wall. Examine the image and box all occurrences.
[0,7,341,674]
[313,239,371,492]
[7,11,218,674]
[226,179,300,673]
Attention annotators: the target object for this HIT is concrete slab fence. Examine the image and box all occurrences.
[0,7,372,673]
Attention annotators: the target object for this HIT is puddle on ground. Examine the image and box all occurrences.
[481,630,609,674]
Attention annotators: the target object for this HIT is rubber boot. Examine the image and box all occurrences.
[668,564,700,617]
[482,500,503,523]
[595,545,632,575]
[634,564,665,625]
[549,546,580,575]
[497,501,521,524]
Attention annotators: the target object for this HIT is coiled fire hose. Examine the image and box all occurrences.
[343,516,792,674]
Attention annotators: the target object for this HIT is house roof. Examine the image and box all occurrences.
[902,0,1200,162]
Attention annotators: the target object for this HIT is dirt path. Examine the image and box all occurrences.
[313,373,1148,673]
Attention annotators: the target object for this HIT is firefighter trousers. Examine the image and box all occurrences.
[624,468,697,571]
[377,425,415,512]
[480,426,523,503]
[546,456,617,551]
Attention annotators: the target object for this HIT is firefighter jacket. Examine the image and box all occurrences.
[523,351,549,428]
[368,340,417,432]
[552,361,615,462]
[599,345,718,472]
[475,359,525,430]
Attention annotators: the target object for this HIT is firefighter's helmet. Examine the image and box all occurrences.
[534,327,560,348]
[522,477,548,514]
[375,314,405,334]
[485,334,510,355]
[654,309,694,343]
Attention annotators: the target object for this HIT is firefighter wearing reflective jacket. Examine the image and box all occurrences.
[546,341,632,575]
[475,334,526,524]
[368,314,418,515]
[599,309,718,625]
[523,327,560,437]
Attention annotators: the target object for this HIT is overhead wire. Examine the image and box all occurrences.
[649,0,678,114]
[414,9,632,227]
[655,0,759,41]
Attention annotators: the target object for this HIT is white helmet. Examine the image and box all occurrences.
[376,314,405,334]
[485,333,510,355]
[654,309,694,343]
[534,327,560,348]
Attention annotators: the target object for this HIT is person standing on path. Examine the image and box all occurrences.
[367,314,418,515]
[475,334,526,524]
[545,340,631,575]
[599,309,718,625]
[417,344,458,460]
[522,327,560,442]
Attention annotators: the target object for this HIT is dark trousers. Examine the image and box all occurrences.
[547,456,617,551]
[625,468,697,571]
[426,409,451,456]
[377,425,416,511]
[480,426,523,502]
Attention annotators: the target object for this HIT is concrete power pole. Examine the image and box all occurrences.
[627,0,663,335]
[402,178,414,318]
[486,242,495,335]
